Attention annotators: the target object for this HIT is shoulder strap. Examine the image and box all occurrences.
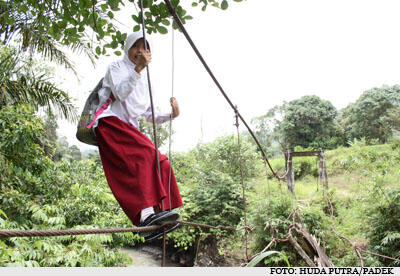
[86,93,114,129]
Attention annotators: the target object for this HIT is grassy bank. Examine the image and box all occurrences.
[226,139,400,267]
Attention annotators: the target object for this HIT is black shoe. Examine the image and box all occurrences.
[145,222,181,242]
[150,210,179,226]
[137,211,179,238]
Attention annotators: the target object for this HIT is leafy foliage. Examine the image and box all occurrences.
[247,139,400,267]
[0,46,77,121]
[247,191,331,266]
[252,96,342,154]
[195,135,262,180]
[54,136,83,162]
[247,250,290,267]
[0,104,50,173]
[167,135,259,252]
[138,116,171,147]
[251,104,286,157]
[2,80,400,267]
[0,105,140,267]
[367,188,400,266]
[280,95,339,150]
[0,0,244,58]
[339,85,400,144]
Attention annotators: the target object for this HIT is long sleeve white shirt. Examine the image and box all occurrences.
[94,56,171,129]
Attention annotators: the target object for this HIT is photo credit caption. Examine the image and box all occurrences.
[269,267,395,275]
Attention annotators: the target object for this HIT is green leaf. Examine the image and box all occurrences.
[150,5,159,16]
[221,0,228,10]
[19,4,28,13]
[95,46,101,55]
[161,19,170,26]
[0,209,7,219]
[171,0,180,8]
[100,4,108,11]
[58,20,67,29]
[108,0,120,9]
[131,14,139,23]
[107,11,114,19]
[111,40,118,49]
[156,25,168,34]
[114,51,122,56]
[143,0,152,8]
[247,251,290,267]
[133,25,140,32]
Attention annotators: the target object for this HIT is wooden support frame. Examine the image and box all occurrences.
[284,149,328,196]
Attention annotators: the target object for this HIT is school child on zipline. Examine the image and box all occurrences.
[92,32,183,241]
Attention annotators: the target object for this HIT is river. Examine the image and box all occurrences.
[120,245,181,267]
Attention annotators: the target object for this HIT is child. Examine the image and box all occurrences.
[93,32,183,241]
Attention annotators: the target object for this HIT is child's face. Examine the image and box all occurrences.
[128,38,150,64]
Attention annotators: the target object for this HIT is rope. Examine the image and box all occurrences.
[138,0,163,206]
[176,220,253,232]
[0,225,161,237]
[138,0,166,267]
[359,249,400,263]
[0,220,251,238]
[1,219,398,264]
[167,21,175,212]
[3,219,397,264]
[234,107,249,261]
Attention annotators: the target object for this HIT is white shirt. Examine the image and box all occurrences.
[94,56,171,129]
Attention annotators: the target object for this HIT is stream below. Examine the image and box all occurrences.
[120,245,182,267]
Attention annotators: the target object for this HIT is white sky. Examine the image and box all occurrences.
[57,0,400,153]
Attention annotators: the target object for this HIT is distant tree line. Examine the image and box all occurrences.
[251,85,400,156]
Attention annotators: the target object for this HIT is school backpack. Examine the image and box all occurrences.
[76,78,114,146]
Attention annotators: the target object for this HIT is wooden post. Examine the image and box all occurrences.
[287,153,295,197]
[318,149,328,193]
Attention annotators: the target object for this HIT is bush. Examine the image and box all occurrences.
[0,105,139,266]
[248,193,297,266]
[168,165,244,251]
[367,188,400,266]
[248,188,343,267]
[167,136,252,253]
[195,135,263,181]
[0,105,50,173]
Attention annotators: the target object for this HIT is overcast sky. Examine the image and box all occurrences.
[57,0,400,153]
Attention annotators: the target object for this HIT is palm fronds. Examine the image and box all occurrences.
[0,47,77,122]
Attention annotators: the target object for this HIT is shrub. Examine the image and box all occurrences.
[195,135,263,181]
[0,105,139,266]
[367,188,400,266]
[167,136,251,253]
[248,193,298,266]
[168,166,244,251]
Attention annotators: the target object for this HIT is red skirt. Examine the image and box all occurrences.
[95,116,183,226]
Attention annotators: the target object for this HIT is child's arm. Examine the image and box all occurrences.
[143,97,180,124]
